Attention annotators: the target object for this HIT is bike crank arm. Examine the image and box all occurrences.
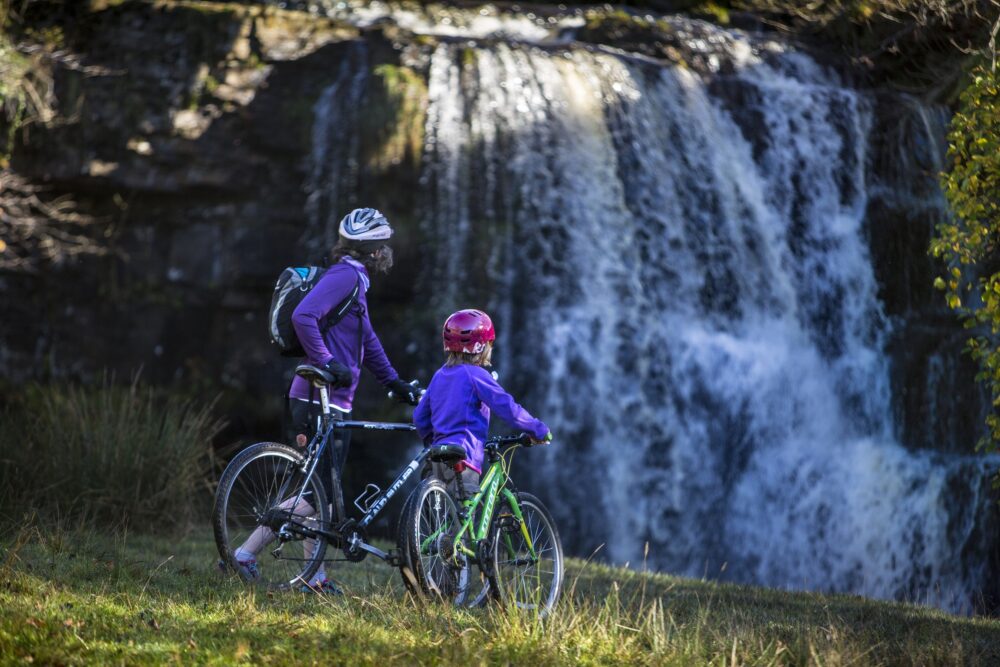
[349,540,392,561]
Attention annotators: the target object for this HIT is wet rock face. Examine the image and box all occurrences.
[0,3,424,420]
[861,93,988,454]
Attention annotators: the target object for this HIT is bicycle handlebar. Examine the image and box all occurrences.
[386,380,426,403]
[486,432,537,447]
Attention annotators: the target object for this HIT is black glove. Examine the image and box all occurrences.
[322,359,351,388]
[387,378,423,406]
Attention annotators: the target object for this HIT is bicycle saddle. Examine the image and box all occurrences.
[427,444,466,464]
[295,364,338,387]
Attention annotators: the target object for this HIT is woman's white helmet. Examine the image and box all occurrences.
[339,207,392,242]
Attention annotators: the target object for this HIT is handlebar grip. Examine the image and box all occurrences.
[387,388,426,399]
[485,432,548,447]
[387,380,426,402]
[494,433,532,445]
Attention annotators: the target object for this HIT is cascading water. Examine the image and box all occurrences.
[303,7,998,612]
[304,43,369,257]
[417,28,998,611]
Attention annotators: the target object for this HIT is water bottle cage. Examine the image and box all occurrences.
[353,483,382,513]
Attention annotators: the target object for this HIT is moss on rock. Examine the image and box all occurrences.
[362,64,428,172]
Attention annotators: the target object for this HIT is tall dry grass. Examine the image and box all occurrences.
[0,377,224,530]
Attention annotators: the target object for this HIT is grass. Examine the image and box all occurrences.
[0,379,224,529]
[1,524,998,665]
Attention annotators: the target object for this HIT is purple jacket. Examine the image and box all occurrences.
[289,257,398,411]
[413,364,549,473]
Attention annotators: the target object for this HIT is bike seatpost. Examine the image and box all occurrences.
[318,384,331,416]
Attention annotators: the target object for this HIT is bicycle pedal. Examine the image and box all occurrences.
[386,549,402,567]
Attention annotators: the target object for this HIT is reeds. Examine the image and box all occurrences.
[0,376,224,530]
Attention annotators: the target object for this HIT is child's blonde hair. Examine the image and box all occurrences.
[445,341,493,367]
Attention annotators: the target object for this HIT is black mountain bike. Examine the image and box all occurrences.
[213,364,434,589]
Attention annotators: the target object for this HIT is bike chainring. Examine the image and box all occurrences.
[339,519,369,562]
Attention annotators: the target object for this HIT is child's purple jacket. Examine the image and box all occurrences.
[289,257,398,411]
[413,364,549,473]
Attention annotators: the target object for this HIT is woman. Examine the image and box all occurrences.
[288,206,419,431]
[229,208,420,594]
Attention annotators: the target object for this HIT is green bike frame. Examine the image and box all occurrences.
[420,455,537,566]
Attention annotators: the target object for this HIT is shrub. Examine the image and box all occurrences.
[0,377,224,530]
[932,63,1000,449]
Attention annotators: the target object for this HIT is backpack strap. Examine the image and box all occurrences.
[318,266,365,368]
[318,271,362,334]
[339,262,367,367]
[354,284,365,366]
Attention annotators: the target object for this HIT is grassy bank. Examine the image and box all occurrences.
[1,526,998,665]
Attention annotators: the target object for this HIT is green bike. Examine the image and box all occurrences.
[397,434,564,616]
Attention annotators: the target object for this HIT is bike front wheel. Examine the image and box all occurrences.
[213,442,331,590]
[398,479,471,604]
[487,491,563,617]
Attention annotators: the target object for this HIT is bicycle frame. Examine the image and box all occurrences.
[275,385,431,563]
[420,441,538,567]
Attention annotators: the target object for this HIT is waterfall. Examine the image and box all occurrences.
[294,3,998,611]
[304,42,369,258]
[414,27,997,613]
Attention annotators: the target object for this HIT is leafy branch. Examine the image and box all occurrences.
[932,60,1000,449]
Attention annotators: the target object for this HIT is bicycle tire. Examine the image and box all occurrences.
[487,491,563,617]
[460,501,493,608]
[397,479,470,604]
[395,481,421,597]
[213,442,330,590]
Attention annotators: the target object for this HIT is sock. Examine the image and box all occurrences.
[234,548,255,563]
[310,567,327,585]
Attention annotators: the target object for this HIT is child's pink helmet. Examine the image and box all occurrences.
[443,309,495,354]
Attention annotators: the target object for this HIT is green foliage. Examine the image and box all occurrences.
[932,64,1000,449]
[0,31,31,166]
[0,3,60,167]
[697,2,731,23]
[0,378,224,529]
[1,526,998,665]
[24,24,64,48]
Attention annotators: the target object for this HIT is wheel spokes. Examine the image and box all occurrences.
[492,500,560,613]
[218,447,328,590]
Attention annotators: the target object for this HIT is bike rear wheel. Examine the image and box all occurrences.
[487,491,563,617]
[398,479,471,604]
[213,442,330,590]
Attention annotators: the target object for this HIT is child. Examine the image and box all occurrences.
[414,309,552,499]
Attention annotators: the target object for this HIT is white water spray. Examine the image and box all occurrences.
[415,30,996,612]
